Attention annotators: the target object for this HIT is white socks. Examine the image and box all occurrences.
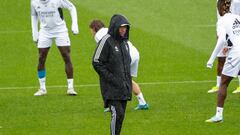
[67,78,74,90]
[38,78,74,91]
[39,77,46,91]
[216,107,223,118]
[136,93,146,105]
[216,76,221,87]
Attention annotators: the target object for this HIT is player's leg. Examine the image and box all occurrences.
[34,48,50,96]
[58,46,77,95]
[130,49,149,110]
[217,74,232,107]
[34,32,52,96]
[132,80,149,110]
[208,57,225,93]
[56,32,77,95]
[206,56,239,123]
[206,74,232,123]
[232,70,240,93]
[58,46,73,78]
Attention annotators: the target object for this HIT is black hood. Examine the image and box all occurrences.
[108,14,130,41]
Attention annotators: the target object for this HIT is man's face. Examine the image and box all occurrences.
[119,26,127,37]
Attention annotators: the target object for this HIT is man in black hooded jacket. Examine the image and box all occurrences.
[92,14,132,135]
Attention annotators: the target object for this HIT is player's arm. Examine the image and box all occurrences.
[60,0,79,34]
[207,31,226,68]
[31,1,39,43]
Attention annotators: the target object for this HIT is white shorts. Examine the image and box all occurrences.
[128,41,140,77]
[222,56,240,77]
[38,30,70,48]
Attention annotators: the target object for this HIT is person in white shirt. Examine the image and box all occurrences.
[31,0,79,96]
[230,0,240,93]
[89,20,149,111]
[208,0,240,94]
[206,0,240,122]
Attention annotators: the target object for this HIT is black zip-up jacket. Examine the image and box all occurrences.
[92,14,132,107]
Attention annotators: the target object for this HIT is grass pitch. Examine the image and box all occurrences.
[0,0,240,134]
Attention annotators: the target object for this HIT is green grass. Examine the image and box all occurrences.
[0,0,240,134]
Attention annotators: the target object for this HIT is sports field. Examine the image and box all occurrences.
[0,0,240,134]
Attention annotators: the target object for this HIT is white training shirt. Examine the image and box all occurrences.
[31,0,78,41]
[208,13,240,65]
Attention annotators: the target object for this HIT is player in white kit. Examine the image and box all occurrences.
[230,0,240,93]
[208,0,240,93]
[89,20,149,110]
[206,0,240,122]
[31,0,79,96]
[208,0,240,94]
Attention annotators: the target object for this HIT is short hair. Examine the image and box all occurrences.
[217,0,231,14]
[89,20,105,33]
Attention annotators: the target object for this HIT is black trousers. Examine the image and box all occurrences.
[107,100,127,135]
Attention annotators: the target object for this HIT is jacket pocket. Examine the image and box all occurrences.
[112,76,125,90]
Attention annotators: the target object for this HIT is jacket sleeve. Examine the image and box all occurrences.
[92,36,122,86]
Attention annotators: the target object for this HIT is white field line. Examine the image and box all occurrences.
[0,80,218,90]
[0,30,30,34]
[194,24,215,28]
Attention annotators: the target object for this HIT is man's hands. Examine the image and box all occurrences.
[33,34,38,45]
[72,24,79,35]
[222,47,229,55]
[206,62,213,69]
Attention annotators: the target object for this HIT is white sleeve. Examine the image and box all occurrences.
[207,22,226,68]
[207,34,226,66]
[216,18,225,36]
[31,2,39,42]
[60,0,79,34]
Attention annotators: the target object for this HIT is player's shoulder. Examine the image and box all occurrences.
[218,13,233,24]
[31,0,38,5]
[95,28,108,43]
[223,13,236,19]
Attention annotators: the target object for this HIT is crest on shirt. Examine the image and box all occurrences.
[115,46,119,52]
